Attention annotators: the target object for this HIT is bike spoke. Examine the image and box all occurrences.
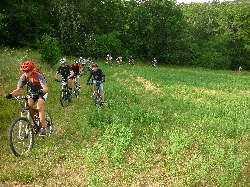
[9,118,34,156]
[44,110,53,137]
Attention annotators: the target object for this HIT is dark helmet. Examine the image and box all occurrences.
[92,63,98,67]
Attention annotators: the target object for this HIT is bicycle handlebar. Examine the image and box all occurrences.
[86,81,103,86]
[12,93,39,100]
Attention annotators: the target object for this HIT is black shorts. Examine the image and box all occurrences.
[30,94,45,102]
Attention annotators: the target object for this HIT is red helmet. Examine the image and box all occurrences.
[20,61,35,71]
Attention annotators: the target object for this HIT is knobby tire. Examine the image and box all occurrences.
[60,89,70,107]
[9,117,34,156]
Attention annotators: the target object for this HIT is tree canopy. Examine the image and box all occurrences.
[1,0,250,69]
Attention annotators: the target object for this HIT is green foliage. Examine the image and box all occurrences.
[127,0,187,63]
[1,47,250,186]
[36,34,62,65]
[84,32,122,58]
[0,1,53,47]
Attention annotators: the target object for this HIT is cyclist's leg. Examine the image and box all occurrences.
[77,74,81,86]
[99,83,104,103]
[92,80,97,93]
[36,95,47,128]
[28,97,35,117]
[68,77,73,89]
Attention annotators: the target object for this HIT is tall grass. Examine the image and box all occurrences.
[0,46,250,186]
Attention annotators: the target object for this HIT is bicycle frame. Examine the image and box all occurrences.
[93,81,102,106]
[73,77,80,98]
[17,95,40,131]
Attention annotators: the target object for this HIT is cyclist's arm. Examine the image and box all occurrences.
[37,74,49,93]
[40,83,49,94]
[55,66,61,79]
[100,71,105,82]
[69,69,74,78]
[55,72,59,80]
[86,71,93,82]
[10,87,22,97]
[79,65,82,74]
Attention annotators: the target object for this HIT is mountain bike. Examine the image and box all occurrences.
[73,77,80,98]
[92,81,102,106]
[8,93,53,156]
[129,59,135,66]
[57,79,71,107]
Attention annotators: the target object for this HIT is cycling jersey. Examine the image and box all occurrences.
[18,73,46,91]
[57,65,71,80]
[71,64,81,73]
[87,69,105,82]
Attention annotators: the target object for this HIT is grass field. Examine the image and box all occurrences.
[0,46,250,186]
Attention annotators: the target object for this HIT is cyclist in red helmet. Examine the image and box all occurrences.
[6,60,49,136]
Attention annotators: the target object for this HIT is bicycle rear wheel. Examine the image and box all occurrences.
[74,83,79,98]
[60,89,70,107]
[44,110,53,137]
[9,117,34,156]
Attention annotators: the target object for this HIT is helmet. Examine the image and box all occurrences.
[92,63,98,67]
[60,59,66,64]
[74,60,78,64]
[20,60,34,71]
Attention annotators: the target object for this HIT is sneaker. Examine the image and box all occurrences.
[78,85,81,88]
[100,102,105,106]
[91,92,95,97]
[40,128,46,136]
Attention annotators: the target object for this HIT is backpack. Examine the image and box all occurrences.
[24,67,45,86]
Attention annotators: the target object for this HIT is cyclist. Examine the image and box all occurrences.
[55,58,74,96]
[106,54,112,65]
[151,58,157,67]
[87,57,93,70]
[70,60,82,88]
[129,56,135,66]
[5,60,49,136]
[79,57,86,70]
[116,56,122,66]
[86,63,105,106]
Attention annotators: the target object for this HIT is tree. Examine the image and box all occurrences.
[127,0,187,64]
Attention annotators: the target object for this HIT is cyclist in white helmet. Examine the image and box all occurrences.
[55,58,74,95]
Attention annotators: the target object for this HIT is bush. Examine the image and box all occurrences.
[36,34,62,65]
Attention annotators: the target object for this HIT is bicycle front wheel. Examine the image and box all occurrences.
[94,93,102,106]
[44,110,53,137]
[9,117,34,156]
[60,89,70,107]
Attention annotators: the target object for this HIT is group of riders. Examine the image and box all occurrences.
[105,54,157,67]
[105,54,135,66]
[6,58,105,136]
[55,57,105,105]
[5,55,157,136]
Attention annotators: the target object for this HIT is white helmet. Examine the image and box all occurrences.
[60,59,66,64]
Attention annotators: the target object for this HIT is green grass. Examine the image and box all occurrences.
[1,46,250,186]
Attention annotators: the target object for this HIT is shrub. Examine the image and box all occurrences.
[36,34,62,65]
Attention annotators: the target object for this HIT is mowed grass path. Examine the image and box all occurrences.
[0,46,250,186]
